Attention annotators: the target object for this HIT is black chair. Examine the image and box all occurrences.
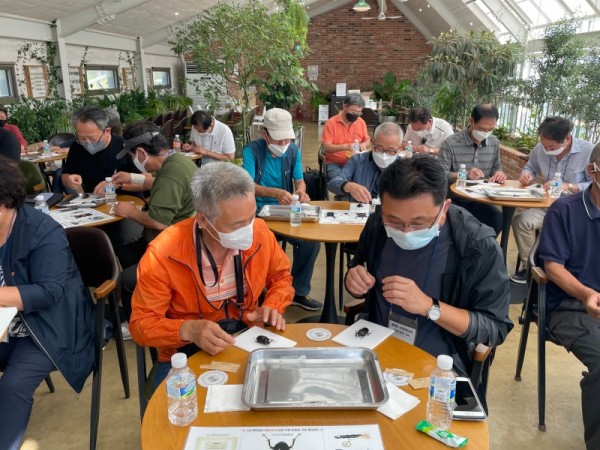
[160,119,174,141]
[153,114,164,126]
[514,237,555,431]
[136,344,159,420]
[65,227,130,449]
[48,132,75,148]
[361,107,379,136]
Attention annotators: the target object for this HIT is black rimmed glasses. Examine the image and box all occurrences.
[372,146,399,157]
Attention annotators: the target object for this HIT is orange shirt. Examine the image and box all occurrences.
[321,113,369,165]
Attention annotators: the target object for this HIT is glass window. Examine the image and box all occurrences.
[0,65,17,103]
[152,68,171,88]
[85,65,119,94]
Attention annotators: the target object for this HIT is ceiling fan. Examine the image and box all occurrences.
[361,0,403,20]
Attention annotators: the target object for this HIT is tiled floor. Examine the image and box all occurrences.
[20,121,586,449]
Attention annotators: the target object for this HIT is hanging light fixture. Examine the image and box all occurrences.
[353,0,371,12]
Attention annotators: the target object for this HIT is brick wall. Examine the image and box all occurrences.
[300,0,431,117]
[500,144,529,179]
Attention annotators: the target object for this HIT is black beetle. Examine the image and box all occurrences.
[263,434,300,450]
[256,335,274,346]
[355,327,371,339]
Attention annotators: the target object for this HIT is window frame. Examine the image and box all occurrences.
[151,67,172,88]
[0,64,18,104]
[84,65,120,95]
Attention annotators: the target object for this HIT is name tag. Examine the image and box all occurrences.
[388,312,418,345]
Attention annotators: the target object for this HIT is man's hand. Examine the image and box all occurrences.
[359,141,369,151]
[584,292,600,319]
[63,174,83,191]
[467,167,485,180]
[276,190,294,205]
[112,171,132,188]
[246,307,286,331]
[519,171,534,186]
[346,265,376,296]
[179,320,235,356]
[93,180,108,196]
[345,182,372,204]
[414,144,429,154]
[183,143,193,152]
[381,275,432,316]
[193,145,209,156]
[489,171,507,184]
[114,201,137,219]
[294,190,310,203]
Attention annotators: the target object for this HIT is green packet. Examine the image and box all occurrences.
[416,420,468,448]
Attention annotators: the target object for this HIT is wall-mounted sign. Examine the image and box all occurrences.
[24,65,49,98]
[69,66,84,95]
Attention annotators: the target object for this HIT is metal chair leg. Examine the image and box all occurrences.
[45,375,56,393]
[109,294,130,399]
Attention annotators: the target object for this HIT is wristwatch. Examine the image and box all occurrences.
[427,298,441,321]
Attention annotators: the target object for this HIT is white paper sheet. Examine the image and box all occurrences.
[204,385,250,413]
[0,307,17,339]
[49,208,114,228]
[332,319,394,350]
[184,424,384,450]
[233,326,296,353]
[377,382,420,420]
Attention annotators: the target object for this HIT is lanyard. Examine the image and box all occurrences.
[547,152,572,181]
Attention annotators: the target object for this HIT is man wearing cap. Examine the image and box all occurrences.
[242,108,322,311]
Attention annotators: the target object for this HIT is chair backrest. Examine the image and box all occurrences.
[18,160,46,194]
[361,107,379,128]
[160,119,174,140]
[153,114,164,126]
[48,132,75,148]
[65,227,119,289]
[173,117,186,137]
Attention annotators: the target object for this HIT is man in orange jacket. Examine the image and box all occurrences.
[130,162,294,387]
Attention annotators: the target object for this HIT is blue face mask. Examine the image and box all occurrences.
[384,206,444,250]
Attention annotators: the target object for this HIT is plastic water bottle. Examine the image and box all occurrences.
[290,194,301,227]
[352,139,360,154]
[426,354,456,430]
[369,196,380,215]
[550,172,563,199]
[104,177,116,208]
[405,141,413,159]
[166,353,198,426]
[34,195,49,214]
[173,134,182,152]
[456,164,467,189]
[42,139,51,157]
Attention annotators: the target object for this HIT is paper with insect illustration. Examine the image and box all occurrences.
[332,319,394,350]
[184,424,384,450]
[232,326,296,353]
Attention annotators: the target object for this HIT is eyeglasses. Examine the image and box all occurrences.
[346,110,363,117]
[75,129,106,145]
[373,146,399,157]
[384,206,444,232]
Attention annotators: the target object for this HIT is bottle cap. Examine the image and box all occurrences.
[43,140,48,143]
[554,172,561,177]
[459,164,466,169]
[292,194,299,201]
[105,177,112,182]
[35,194,44,201]
[437,354,453,371]
[171,352,187,369]
[175,134,180,138]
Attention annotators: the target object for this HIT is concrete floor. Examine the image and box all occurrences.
[20,121,586,449]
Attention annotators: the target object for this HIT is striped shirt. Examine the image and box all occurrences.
[439,129,503,177]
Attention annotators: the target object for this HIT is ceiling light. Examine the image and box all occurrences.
[174,11,180,16]
[419,8,422,12]
[353,0,371,12]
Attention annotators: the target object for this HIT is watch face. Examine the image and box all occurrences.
[428,306,441,321]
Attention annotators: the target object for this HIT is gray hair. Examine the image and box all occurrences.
[591,142,600,165]
[190,162,255,221]
[344,94,365,108]
[374,122,403,144]
[71,106,109,130]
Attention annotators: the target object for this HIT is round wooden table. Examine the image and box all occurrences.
[450,180,553,264]
[141,324,489,450]
[266,201,365,323]
[51,194,145,228]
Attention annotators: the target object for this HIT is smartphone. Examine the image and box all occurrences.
[453,377,487,421]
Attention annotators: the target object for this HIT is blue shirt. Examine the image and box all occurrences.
[373,225,451,357]
[327,151,381,200]
[242,142,303,210]
[523,138,593,191]
[538,187,600,311]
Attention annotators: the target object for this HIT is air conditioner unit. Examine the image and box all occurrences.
[184,63,229,111]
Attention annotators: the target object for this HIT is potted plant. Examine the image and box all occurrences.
[380,106,398,122]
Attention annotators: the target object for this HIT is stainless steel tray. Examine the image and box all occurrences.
[483,187,546,202]
[242,347,389,410]
[257,205,320,222]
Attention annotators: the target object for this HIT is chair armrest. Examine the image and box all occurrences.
[94,279,117,300]
[531,266,548,285]
[473,343,493,362]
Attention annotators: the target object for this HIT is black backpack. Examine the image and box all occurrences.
[303,166,326,200]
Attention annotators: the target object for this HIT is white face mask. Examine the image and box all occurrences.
[372,151,396,169]
[472,129,492,142]
[206,218,254,251]
[384,206,444,250]
[268,143,289,157]
[544,146,564,156]
[133,149,148,173]
[416,129,430,138]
